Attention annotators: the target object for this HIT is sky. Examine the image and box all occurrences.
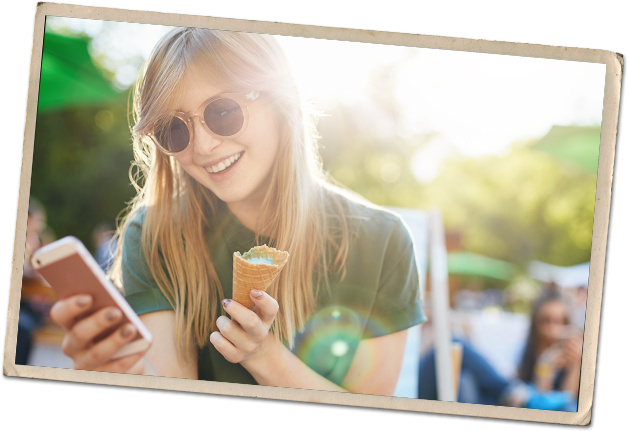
[47,17,606,182]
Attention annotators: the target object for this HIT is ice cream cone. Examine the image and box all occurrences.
[232,244,289,309]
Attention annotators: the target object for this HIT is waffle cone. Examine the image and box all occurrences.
[232,245,289,309]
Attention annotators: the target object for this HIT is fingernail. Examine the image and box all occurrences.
[251,289,263,299]
[106,308,122,322]
[222,299,231,309]
[121,324,135,338]
[216,316,226,330]
[76,295,91,307]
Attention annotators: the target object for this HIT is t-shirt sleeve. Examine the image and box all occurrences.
[363,216,427,339]
[121,211,174,315]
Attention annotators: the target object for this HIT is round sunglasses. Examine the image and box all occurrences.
[149,90,260,155]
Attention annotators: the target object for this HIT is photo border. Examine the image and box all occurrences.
[3,2,622,425]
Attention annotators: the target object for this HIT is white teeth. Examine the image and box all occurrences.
[206,152,242,174]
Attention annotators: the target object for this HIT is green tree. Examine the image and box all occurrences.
[316,60,596,272]
[422,146,596,267]
[31,100,135,251]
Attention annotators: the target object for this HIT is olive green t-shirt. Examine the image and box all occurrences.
[121,195,426,386]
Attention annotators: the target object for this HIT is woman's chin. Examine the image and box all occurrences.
[213,189,250,205]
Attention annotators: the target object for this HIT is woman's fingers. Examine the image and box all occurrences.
[214,294,279,363]
[73,323,139,370]
[222,299,267,341]
[564,337,583,363]
[50,294,93,331]
[215,315,258,352]
[249,290,279,326]
[209,331,241,363]
[62,306,124,357]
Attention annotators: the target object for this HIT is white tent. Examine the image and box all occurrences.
[528,261,590,289]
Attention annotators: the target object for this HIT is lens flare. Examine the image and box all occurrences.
[292,306,360,377]
[330,340,349,357]
[310,305,362,341]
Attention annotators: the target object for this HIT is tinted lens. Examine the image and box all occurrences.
[154,117,189,153]
[204,98,244,137]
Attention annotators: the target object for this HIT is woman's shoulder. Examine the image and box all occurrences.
[120,207,151,255]
[324,185,398,218]
[127,206,149,228]
[323,187,414,251]
[122,206,151,240]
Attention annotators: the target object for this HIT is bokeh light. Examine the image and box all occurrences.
[380,162,401,183]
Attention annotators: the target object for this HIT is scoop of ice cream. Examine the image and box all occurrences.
[245,256,274,265]
[232,244,290,309]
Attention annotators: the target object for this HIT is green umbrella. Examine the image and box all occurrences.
[447,251,515,281]
[530,125,601,175]
[38,30,123,112]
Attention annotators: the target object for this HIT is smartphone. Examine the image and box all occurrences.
[31,236,153,359]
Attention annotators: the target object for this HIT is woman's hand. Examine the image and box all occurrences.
[49,294,149,374]
[209,289,279,366]
[562,334,583,370]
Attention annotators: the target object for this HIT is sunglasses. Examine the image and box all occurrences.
[538,315,568,326]
[148,90,260,155]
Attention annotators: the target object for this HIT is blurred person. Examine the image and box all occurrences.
[480,289,504,308]
[517,290,583,398]
[418,338,577,411]
[49,28,426,394]
[92,222,118,273]
[454,289,481,311]
[17,198,56,365]
[572,285,588,330]
[419,338,512,405]
[23,198,46,279]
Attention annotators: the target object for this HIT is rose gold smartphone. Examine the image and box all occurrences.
[31,236,152,359]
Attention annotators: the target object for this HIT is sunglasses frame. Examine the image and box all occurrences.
[148,90,260,156]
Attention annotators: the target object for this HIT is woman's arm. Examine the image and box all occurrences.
[559,335,583,396]
[243,329,408,395]
[211,290,408,395]
[116,310,199,410]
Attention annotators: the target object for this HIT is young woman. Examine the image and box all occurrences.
[49,27,426,395]
[517,290,583,397]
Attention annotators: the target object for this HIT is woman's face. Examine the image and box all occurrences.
[172,70,281,208]
[536,300,568,344]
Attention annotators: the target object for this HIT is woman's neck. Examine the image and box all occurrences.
[227,199,271,235]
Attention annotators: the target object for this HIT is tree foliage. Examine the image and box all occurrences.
[317,60,596,272]
[30,99,135,251]
[423,147,596,267]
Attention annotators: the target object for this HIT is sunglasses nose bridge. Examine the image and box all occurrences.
[187,109,205,124]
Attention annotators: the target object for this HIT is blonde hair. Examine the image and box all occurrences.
[110,28,355,351]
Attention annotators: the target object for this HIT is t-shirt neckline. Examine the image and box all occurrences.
[215,199,273,248]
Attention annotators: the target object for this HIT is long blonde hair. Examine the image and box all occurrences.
[110,28,355,351]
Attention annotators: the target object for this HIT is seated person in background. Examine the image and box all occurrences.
[17,198,55,365]
[419,337,578,411]
[419,338,511,405]
[517,290,583,398]
[92,222,118,272]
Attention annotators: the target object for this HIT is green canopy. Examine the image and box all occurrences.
[447,251,515,281]
[530,125,601,175]
[38,30,123,112]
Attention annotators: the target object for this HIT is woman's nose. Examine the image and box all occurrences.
[191,118,222,155]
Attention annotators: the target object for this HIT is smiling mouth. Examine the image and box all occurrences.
[205,151,244,174]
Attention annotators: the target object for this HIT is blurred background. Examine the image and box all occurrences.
[18,16,604,411]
